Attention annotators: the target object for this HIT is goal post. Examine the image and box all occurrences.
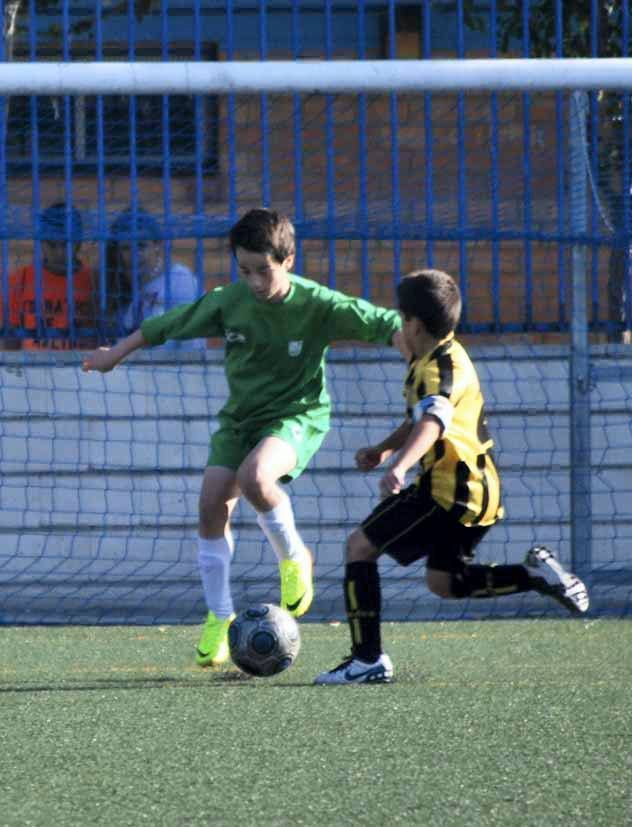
[0,60,631,624]
[1,58,632,94]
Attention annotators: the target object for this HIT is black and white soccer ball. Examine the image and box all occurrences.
[228,603,301,677]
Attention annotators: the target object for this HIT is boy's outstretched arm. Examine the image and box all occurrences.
[82,329,147,374]
[379,416,441,498]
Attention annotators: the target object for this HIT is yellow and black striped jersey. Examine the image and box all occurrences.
[404,333,503,526]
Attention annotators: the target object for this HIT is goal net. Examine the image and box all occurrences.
[0,60,631,623]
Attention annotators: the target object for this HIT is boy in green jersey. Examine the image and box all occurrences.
[82,208,404,666]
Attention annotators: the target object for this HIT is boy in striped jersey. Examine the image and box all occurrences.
[315,269,589,686]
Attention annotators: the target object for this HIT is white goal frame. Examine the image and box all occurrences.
[0,57,631,95]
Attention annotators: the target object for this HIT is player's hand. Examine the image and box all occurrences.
[379,465,406,498]
[356,446,387,471]
[82,347,119,374]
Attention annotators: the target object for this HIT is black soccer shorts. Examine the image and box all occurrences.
[361,483,491,573]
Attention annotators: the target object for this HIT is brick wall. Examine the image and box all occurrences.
[6,88,609,337]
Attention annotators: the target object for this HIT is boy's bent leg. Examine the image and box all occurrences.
[239,436,314,617]
[244,437,305,562]
[315,529,393,685]
[435,553,588,614]
[426,522,589,613]
[425,520,533,600]
[442,562,533,599]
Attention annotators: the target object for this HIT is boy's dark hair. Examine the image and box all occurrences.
[229,208,295,263]
[40,202,83,243]
[397,269,462,339]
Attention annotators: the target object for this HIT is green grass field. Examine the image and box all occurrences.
[2,619,631,827]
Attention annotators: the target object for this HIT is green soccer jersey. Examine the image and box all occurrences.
[140,273,401,430]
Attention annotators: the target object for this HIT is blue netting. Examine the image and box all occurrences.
[0,346,631,623]
[1,2,631,623]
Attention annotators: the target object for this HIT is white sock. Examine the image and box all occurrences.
[197,535,234,618]
[256,495,305,562]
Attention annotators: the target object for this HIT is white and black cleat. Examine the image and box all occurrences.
[314,653,394,685]
[526,545,589,614]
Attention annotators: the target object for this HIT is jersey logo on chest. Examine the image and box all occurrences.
[288,340,303,356]
[225,329,246,344]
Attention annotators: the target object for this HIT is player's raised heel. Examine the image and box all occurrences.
[314,654,394,685]
[280,547,314,618]
[195,611,236,667]
[525,545,589,614]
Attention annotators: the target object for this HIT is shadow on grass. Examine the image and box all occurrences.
[0,672,321,693]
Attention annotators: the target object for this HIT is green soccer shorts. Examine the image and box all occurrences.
[208,414,329,482]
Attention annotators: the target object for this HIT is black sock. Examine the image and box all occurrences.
[450,563,532,598]
[344,561,382,662]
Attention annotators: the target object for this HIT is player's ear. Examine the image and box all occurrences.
[412,316,425,338]
[282,253,295,272]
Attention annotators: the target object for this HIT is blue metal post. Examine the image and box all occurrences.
[96,0,107,339]
[161,0,173,311]
[324,0,336,289]
[193,0,204,298]
[623,2,632,336]
[456,0,468,325]
[522,0,533,329]
[29,0,42,341]
[489,0,501,330]
[259,0,271,207]
[555,0,566,329]
[422,0,434,267]
[291,0,304,274]
[226,0,238,282]
[387,0,401,294]
[357,0,369,299]
[128,2,140,327]
[589,0,599,327]
[62,0,75,344]
[568,90,591,576]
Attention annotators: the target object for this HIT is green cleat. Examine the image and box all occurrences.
[195,611,235,667]
[280,548,314,618]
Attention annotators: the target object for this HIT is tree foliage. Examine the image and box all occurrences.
[464,0,631,217]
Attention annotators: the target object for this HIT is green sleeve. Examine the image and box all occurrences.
[324,291,401,345]
[140,288,225,345]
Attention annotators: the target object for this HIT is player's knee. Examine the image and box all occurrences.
[198,494,231,536]
[236,459,270,500]
[426,568,456,598]
[198,504,228,537]
[346,528,377,563]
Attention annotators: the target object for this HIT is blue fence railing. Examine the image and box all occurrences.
[0,1,630,342]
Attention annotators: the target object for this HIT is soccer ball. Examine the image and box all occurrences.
[228,603,301,677]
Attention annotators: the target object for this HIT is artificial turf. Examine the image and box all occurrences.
[1,619,630,826]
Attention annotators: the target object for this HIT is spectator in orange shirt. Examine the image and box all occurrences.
[0,202,95,350]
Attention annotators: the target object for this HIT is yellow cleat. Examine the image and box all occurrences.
[279,548,314,618]
[195,611,235,667]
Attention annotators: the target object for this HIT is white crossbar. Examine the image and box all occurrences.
[0,58,632,95]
